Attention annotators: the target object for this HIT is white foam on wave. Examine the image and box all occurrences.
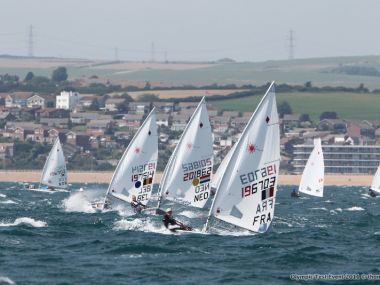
[345,206,365,211]
[62,192,95,213]
[324,200,332,203]
[0,276,15,285]
[0,200,17,204]
[335,208,343,212]
[114,217,168,234]
[178,210,203,219]
[211,227,253,236]
[310,207,328,211]
[114,217,207,236]
[0,217,47,228]
[0,194,6,198]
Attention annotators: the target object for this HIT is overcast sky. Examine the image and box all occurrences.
[1,0,379,62]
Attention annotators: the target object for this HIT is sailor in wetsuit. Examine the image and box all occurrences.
[368,188,377,197]
[162,208,192,232]
[130,195,146,213]
[291,188,300,198]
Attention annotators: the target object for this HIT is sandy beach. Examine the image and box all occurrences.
[0,170,371,186]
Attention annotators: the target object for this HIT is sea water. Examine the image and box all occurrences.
[0,183,379,285]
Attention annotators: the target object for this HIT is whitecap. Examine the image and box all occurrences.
[345,206,365,211]
[114,218,168,234]
[324,200,332,203]
[0,194,6,198]
[335,208,343,212]
[0,276,16,284]
[0,200,17,204]
[62,192,95,213]
[0,217,47,228]
[178,210,203,219]
[114,218,205,236]
[310,207,328,211]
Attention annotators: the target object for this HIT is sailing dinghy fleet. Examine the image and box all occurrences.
[21,81,362,234]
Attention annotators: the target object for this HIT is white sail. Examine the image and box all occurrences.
[206,82,280,233]
[40,137,68,189]
[159,97,213,208]
[211,143,236,190]
[371,164,380,194]
[105,108,158,206]
[298,138,324,197]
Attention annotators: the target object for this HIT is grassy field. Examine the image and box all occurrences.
[210,92,380,121]
[126,89,248,99]
[2,55,380,89]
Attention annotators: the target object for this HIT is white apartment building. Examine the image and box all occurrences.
[56,91,80,110]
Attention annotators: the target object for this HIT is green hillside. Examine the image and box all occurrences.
[210,92,380,121]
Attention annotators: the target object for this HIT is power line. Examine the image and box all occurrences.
[288,29,295,60]
[151,42,155,62]
[114,47,119,61]
[28,25,34,57]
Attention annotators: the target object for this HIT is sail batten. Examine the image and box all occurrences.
[206,82,280,233]
[298,138,325,197]
[104,108,158,206]
[158,97,213,209]
[40,137,67,189]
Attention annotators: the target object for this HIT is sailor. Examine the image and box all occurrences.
[368,188,377,197]
[162,208,192,232]
[130,195,146,213]
[291,188,300,198]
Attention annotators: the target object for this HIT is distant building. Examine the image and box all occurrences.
[156,113,170,127]
[27,94,54,108]
[293,142,380,174]
[0,143,14,158]
[56,91,80,110]
[104,98,124,112]
[5,92,34,108]
[128,102,150,114]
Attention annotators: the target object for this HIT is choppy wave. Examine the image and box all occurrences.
[114,218,168,234]
[62,192,96,213]
[0,194,6,198]
[310,207,328,211]
[345,206,365,211]
[0,217,47,228]
[0,276,15,285]
[178,210,204,219]
[0,200,17,204]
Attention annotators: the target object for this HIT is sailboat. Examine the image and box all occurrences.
[92,108,158,210]
[204,82,280,233]
[369,164,380,196]
[157,97,213,210]
[298,138,324,197]
[25,137,68,193]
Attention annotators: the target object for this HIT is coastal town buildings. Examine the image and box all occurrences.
[56,91,80,110]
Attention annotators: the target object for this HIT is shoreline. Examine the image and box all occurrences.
[0,171,371,186]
